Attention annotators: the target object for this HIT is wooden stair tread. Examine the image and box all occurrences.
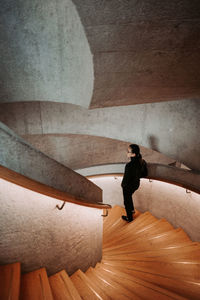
[1,207,199,299]
[104,211,157,241]
[103,243,200,261]
[75,269,110,299]
[103,208,142,240]
[49,269,81,300]
[104,218,174,247]
[20,268,53,300]
[103,228,191,253]
[85,267,126,300]
[70,269,103,300]
[103,209,151,240]
[91,267,140,299]
[103,206,125,230]
[97,264,187,300]
[94,264,179,300]
[104,240,194,254]
[102,259,200,281]
[0,262,20,300]
[108,264,200,300]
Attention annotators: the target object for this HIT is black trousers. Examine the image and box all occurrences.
[123,186,139,220]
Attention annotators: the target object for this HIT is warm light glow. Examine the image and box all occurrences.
[89,175,200,241]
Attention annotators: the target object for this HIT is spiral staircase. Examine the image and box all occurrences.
[1,205,200,299]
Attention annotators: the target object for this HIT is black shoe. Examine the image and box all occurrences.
[121,215,133,222]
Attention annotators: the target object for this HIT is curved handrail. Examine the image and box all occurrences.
[87,163,200,195]
[0,165,111,209]
[89,172,200,195]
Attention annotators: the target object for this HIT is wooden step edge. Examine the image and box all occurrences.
[70,270,100,299]
[103,223,166,247]
[49,272,72,299]
[20,267,54,300]
[71,269,103,300]
[104,217,175,243]
[85,268,113,300]
[95,264,181,300]
[49,270,82,300]
[76,269,109,300]
[98,264,187,300]
[101,259,200,281]
[103,229,179,252]
[92,267,141,300]
[102,245,200,261]
[103,241,194,255]
[86,267,135,300]
[103,210,153,236]
[102,253,200,263]
[104,219,173,246]
[109,264,200,300]
[0,262,21,300]
[103,206,125,226]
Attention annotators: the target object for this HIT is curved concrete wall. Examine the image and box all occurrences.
[90,176,200,241]
[73,0,200,108]
[21,134,176,169]
[81,163,200,194]
[0,122,102,204]
[0,0,93,107]
[148,163,200,193]
[0,99,199,171]
[0,178,102,275]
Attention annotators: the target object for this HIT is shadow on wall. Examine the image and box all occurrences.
[148,135,160,152]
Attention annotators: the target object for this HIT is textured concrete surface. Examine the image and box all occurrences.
[0,99,199,171]
[0,179,102,275]
[73,0,200,108]
[0,122,102,204]
[84,162,200,194]
[21,134,176,170]
[147,163,200,193]
[90,176,200,241]
[0,0,93,107]
[1,1,200,108]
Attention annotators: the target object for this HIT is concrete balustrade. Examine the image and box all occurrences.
[0,122,102,204]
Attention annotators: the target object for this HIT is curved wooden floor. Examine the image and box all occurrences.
[1,205,200,299]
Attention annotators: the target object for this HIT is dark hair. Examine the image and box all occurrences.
[129,144,142,160]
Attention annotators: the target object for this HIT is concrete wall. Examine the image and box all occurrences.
[74,0,200,108]
[90,176,200,241]
[77,163,200,194]
[0,178,102,275]
[0,99,199,172]
[0,0,93,107]
[0,122,102,204]
[21,134,176,170]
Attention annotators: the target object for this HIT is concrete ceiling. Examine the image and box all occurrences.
[73,0,200,108]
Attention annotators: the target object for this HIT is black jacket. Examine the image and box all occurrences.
[121,157,141,190]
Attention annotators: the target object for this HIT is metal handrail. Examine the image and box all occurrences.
[56,201,112,217]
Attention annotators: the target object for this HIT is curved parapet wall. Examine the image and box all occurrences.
[80,163,200,194]
[148,163,200,194]
[0,0,93,107]
[0,122,102,204]
[20,134,176,169]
